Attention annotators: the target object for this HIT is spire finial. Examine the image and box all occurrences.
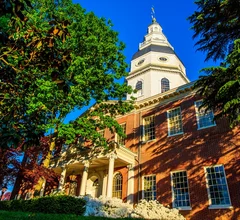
[151,6,156,23]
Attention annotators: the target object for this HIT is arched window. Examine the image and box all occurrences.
[112,173,123,199]
[161,78,170,93]
[135,80,143,97]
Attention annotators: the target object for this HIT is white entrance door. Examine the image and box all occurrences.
[86,176,99,198]
[92,179,99,198]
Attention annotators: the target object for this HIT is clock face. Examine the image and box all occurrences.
[159,57,167,62]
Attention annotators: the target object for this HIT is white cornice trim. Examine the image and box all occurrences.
[126,64,190,83]
[115,81,197,118]
[118,145,137,157]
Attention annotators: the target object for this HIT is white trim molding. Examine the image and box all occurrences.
[167,107,184,136]
[204,165,232,209]
[194,100,216,130]
[170,170,191,210]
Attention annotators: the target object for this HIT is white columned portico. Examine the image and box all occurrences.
[106,153,117,197]
[127,164,134,203]
[58,166,67,192]
[80,161,90,196]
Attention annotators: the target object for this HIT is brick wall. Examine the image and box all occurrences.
[115,94,240,219]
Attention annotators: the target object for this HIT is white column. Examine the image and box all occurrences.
[80,161,89,196]
[106,153,117,197]
[58,166,67,192]
[102,172,108,197]
[127,164,134,203]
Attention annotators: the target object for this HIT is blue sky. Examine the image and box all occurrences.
[75,0,218,82]
[63,0,218,123]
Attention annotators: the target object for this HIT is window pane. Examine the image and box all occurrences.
[161,78,170,93]
[136,81,143,97]
[143,115,155,141]
[171,171,191,208]
[112,173,123,199]
[117,123,126,146]
[205,165,231,206]
[136,81,143,90]
[195,100,215,129]
[168,108,183,136]
[143,175,156,201]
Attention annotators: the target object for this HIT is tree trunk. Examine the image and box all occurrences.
[34,139,56,193]
[10,153,28,199]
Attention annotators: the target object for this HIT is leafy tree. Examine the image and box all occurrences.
[0,147,21,188]
[188,0,240,61]
[189,0,240,127]
[0,0,133,188]
[11,137,60,199]
[194,40,240,126]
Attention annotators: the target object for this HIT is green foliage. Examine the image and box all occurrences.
[188,0,240,61]
[0,200,10,210]
[0,0,134,150]
[194,39,240,127]
[0,210,78,220]
[0,195,86,215]
[189,0,240,127]
[0,210,139,220]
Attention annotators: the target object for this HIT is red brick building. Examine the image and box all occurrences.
[51,19,240,220]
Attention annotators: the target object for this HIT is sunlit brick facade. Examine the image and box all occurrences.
[112,88,240,219]
[51,19,240,220]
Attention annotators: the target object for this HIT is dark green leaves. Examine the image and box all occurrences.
[194,39,240,127]
[0,0,133,150]
[190,0,240,127]
[188,0,240,61]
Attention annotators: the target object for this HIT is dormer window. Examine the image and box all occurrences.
[136,80,143,97]
[161,78,170,93]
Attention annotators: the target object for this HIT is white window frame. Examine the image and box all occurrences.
[161,78,170,93]
[204,165,232,209]
[195,100,216,130]
[116,123,126,146]
[142,175,157,201]
[135,80,144,97]
[112,172,123,199]
[171,170,192,210]
[167,107,184,137]
[142,115,155,142]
